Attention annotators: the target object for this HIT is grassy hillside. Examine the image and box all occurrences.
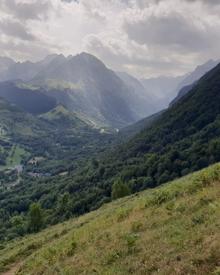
[1,163,220,275]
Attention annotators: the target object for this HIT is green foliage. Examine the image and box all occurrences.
[66,239,77,256]
[0,164,220,274]
[124,233,139,253]
[28,203,43,233]
[111,179,131,200]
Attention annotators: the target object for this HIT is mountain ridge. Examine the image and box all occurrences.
[0,52,158,128]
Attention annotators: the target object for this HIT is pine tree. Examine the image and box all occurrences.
[28,203,43,232]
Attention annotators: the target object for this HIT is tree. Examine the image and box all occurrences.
[28,203,43,232]
[111,179,131,200]
[209,139,220,161]
[10,215,27,236]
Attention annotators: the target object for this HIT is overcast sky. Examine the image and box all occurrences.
[0,0,220,78]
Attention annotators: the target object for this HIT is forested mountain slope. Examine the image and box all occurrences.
[171,60,219,105]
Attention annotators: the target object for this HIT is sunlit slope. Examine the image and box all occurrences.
[1,163,220,275]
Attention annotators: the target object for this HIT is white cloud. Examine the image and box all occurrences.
[0,0,220,77]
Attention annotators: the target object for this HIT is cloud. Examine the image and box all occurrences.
[185,0,220,5]
[0,0,219,77]
[123,13,211,52]
[0,0,52,21]
[0,20,35,41]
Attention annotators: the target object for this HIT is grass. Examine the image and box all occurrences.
[0,163,220,274]
[0,145,29,171]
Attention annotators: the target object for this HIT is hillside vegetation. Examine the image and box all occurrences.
[0,163,220,275]
[2,63,220,243]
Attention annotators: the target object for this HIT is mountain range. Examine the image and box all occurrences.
[0,53,157,128]
[141,59,219,109]
[0,53,218,129]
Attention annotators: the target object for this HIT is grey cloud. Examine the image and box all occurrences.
[0,20,35,41]
[0,0,52,21]
[84,34,187,77]
[61,0,79,2]
[185,0,220,5]
[124,14,211,52]
[0,39,56,62]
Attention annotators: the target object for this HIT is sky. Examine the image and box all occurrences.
[0,0,220,78]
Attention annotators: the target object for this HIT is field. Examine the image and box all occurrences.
[0,163,220,275]
[0,145,28,171]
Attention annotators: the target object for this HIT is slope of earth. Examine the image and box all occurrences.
[0,81,57,115]
[120,110,165,138]
[171,59,219,105]
[30,52,156,128]
[0,163,219,275]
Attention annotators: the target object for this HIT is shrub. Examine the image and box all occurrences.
[131,221,144,233]
[111,179,131,200]
[67,239,77,256]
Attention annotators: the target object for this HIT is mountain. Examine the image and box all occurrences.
[172,59,219,105]
[141,60,219,110]
[0,56,15,74]
[0,53,157,128]
[0,81,57,114]
[39,104,94,131]
[176,59,219,92]
[169,83,195,106]
[140,75,185,109]
[0,54,58,82]
[119,110,164,138]
[29,53,156,128]
[116,71,157,115]
[1,163,220,274]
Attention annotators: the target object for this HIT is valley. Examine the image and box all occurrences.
[1,1,220,274]
[0,53,220,275]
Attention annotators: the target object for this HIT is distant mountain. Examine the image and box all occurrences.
[0,56,15,74]
[171,59,219,105]
[29,53,156,128]
[140,60,220,110]
[140,75,185,110]
[0,54,60,82]
[0,81,57,114]
[169,83,195,106]
[117,71,157,115]
[0,53,157,128]
[176,59,219,92]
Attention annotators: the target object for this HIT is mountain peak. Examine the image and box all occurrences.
[74,52,105,65]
